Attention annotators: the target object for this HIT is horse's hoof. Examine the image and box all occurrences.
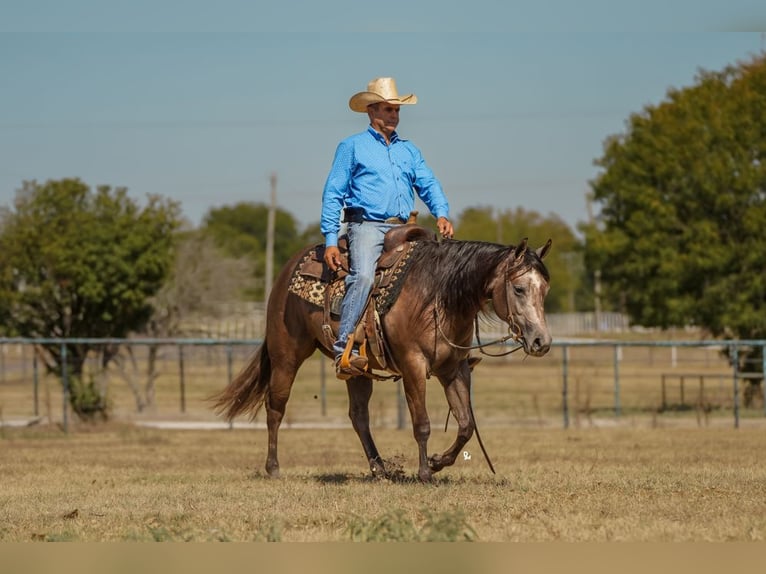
[428,454,445,472]
[418,467,434,483]
[370,459,386,478]
[265,464,280,478]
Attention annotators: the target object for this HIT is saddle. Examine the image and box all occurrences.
[292,223,436,375]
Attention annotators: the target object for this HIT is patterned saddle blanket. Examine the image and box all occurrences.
[287,235,423,318]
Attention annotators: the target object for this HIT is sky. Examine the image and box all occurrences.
[1,2,765,236]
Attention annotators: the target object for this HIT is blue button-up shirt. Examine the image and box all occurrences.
[321,126,449,247]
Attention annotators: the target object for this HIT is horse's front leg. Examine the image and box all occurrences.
[346,375,385,478]
[400,370,433,482]
[429,362,474,473]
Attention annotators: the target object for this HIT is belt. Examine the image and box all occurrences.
[343,207,406,225]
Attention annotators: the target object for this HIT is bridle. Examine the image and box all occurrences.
[434,260,532,358]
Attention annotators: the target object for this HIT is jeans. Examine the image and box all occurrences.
[333,221,395,358]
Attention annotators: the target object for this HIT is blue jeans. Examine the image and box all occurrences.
[333,221,395,358]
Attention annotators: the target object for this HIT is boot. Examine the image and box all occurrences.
[335,354,368,380]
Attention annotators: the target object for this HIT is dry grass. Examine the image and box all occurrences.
[2,341,765,543]
[1,423,765,542]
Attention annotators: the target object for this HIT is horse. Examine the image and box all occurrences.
[213,226,553,482]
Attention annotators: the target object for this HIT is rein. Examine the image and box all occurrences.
[433,310,524,357]
[433,262,531,358]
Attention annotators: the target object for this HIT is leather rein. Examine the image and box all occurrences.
[434,262,530,358]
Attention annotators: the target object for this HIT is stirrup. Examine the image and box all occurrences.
[336,339,368,379]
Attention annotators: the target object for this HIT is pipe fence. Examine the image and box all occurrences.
[0,337,764,432]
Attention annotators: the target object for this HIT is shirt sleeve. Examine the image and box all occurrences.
[411,146,450,220]
[321,140,354,247]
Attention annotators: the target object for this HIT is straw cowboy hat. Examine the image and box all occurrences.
[348,77,418,112]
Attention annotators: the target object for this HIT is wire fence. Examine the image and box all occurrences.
[0,337,764,432]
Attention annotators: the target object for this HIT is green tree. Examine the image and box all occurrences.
[455,206,582,313]
[114,230,255,412]
[584,54,766,389]
[202,202,303,299]
[0,178,182,420]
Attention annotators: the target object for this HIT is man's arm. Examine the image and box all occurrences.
[321,140,354,248]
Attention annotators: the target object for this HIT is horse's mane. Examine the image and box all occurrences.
[404,238,548,320]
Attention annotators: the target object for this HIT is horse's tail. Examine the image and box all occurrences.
[211,339,272,421]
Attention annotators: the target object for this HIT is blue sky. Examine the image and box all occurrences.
[1,3,765,235]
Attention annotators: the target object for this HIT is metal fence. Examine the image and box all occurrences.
[0,337,764,432]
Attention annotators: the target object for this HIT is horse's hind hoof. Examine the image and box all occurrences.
[369,459,386,478]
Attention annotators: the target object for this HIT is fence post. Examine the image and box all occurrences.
[226,344,234,429]
[762,344,766,419]
[320,355,327,417]
[613,344,622,417]
[61,343,69,433]
[33,351,39,417]
[680,376,686,407]
[178,344,186,414]
[732,345,739,429]
[562,345,569,429]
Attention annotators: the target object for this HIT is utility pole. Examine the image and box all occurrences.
[265,172,276,304]
[586,191,602,331]
[594,269,602,332]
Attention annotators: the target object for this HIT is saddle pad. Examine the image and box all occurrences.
[288,256,346,316]
[287,241,422,317]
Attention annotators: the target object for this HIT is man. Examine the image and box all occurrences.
[321,77,454,379]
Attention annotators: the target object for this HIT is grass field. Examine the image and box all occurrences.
[2,340,765,543]
[1,422,765,542]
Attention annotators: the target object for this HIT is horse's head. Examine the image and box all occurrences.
[489,238,553,357]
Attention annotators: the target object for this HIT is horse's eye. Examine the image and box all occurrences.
[513,285,525,296]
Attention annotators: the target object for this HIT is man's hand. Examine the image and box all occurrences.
[324,245,342,272]
[437,216,454,239]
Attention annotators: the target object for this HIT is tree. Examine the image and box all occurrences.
[114,231,255,412]
[202,202,304,299]
[455,206,583,313]
[584,54,766,395]
[0,178,182,420]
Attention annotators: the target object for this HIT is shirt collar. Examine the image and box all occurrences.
[366,125,401,144]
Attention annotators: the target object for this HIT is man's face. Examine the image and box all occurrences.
[368,103,400,136]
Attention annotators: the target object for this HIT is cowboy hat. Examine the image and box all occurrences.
[348,77,418,112]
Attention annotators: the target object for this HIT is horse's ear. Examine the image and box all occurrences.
[513,238,529,261]
[536,238,552,260]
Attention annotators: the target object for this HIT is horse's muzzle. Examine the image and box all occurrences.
[523,333,551,357]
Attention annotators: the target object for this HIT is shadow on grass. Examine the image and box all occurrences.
[246,454,510,486]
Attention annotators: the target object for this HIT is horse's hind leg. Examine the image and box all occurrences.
[346,376,386,477]
[264,363,300,478]
[429,362,475,473]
